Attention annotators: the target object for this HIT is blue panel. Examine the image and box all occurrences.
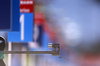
[0,0,20,31]
[42,32,49,50]
[8,13,33,42]
[11,0,20,31]
[0,0,11,30]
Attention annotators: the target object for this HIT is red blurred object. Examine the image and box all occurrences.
[77,54,100,66]
[34,12,45,25]
[34,12,56,40]
[20,0,34,13]
[34,12,64,46]
[44,24,56,40]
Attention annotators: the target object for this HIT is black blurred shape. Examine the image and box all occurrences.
[0,37,5,51]
[0,60,6,66]
[0,37,6,66]
[93,0,100,4]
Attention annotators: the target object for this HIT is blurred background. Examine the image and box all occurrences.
[1,0,100,66]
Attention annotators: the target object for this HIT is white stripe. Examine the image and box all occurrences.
[20,1,33,4]
[8,42,12,66]
[20,9,30,13]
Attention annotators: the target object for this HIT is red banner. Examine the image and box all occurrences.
[20,0,34,13]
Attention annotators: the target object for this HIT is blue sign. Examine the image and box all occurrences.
[11,0,20,31]
[0,0,19,31]
[0,0,11,30]
[8,13,33,42]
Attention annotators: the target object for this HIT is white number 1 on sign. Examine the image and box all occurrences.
[20,14,24,41]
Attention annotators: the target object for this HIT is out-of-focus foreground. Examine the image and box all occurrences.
[1,0,100,66]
